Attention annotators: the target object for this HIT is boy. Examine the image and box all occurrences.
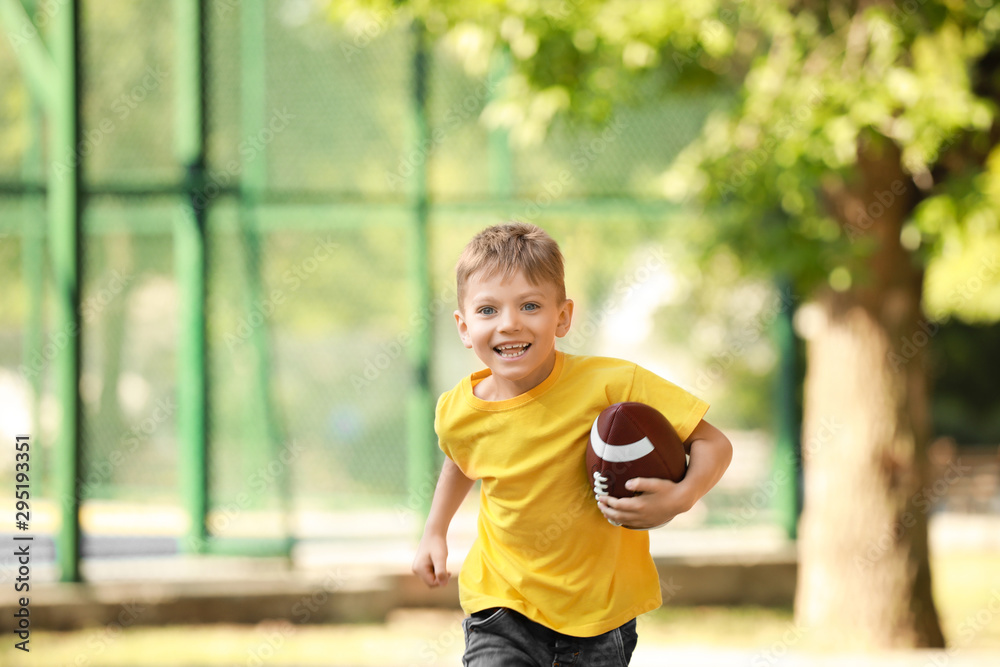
[413,222,732,666]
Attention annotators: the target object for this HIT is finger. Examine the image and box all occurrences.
[626,477,671,494]
[601,502,644,530]
[605,494,642,512]
[599,500,627,527]
[596,496,621,517]
[414,561,435,587]
[431,552,450,586]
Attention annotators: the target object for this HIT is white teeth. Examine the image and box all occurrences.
[495,343,529,358]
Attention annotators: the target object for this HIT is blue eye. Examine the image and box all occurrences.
[479,307,496,316]
[523,303,539,311]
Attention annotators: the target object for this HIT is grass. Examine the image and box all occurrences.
[932,552,1000,649]
[641,604,794,647]
[4,552,999,666]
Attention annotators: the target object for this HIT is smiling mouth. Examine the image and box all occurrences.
[494,343,531,358]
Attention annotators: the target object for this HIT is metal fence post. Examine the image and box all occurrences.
[174,0,209,554]
[408,19,435,524]
[1,0,81,581]
[772,277,801,539]
[49,0,83,583]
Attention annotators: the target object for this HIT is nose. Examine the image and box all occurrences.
[499,309,522,333]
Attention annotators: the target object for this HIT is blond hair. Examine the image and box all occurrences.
[456,222,566,311]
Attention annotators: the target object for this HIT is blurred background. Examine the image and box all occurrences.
[1,0,999,665]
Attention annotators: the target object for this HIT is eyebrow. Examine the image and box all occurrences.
[470,291,546,305]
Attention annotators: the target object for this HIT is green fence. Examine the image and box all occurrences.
[1,1,789,580]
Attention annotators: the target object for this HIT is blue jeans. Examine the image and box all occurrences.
[462,607,638,666]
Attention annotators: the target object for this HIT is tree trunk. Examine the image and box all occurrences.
[794,137,946,648]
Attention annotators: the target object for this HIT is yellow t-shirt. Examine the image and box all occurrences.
[435,351,709,637]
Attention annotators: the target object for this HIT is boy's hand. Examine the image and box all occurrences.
[412,533,451,587]
[599,419,733,529]
[597,477,695,529]
[412,458,474,587]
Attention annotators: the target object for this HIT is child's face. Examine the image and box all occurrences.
[455,269,573,398]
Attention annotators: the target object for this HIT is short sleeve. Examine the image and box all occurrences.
[627,365,709,442]
[435,390,471,475]
[434,392,452,457]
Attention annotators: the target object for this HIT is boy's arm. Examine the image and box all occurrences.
[412,457,476,587]
[597,419,733,529]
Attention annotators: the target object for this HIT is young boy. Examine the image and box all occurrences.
[413,222,732,665]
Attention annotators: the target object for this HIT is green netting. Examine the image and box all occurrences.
[205,205,414,510]
[0,5,776,537]
[81,0,176,187]
[513,95,723,198]
[0,194,52,499]
[0,24,29,179]
[79,202,177,503]
[207,5,412,196]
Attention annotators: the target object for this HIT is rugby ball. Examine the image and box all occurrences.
[587,402,687,500]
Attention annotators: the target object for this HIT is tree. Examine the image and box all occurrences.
[335,0,1000,649]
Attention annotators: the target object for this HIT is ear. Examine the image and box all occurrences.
[555,298,574,338]
[454,310,473,349]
